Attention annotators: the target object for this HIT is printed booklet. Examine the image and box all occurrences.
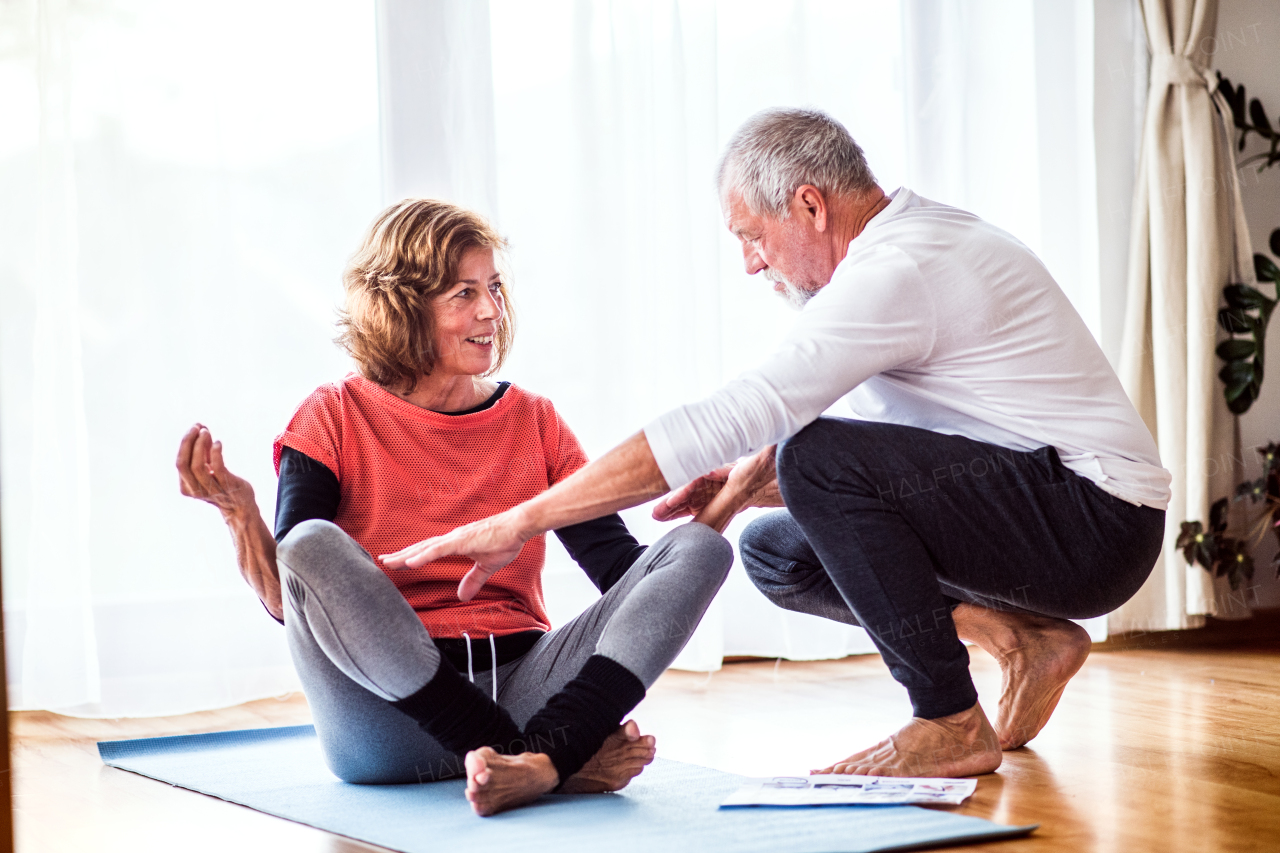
[720,775,977,808]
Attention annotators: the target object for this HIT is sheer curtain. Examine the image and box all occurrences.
[1,0,1147,715]
[0,0,381,714]
[483,0,1143,663]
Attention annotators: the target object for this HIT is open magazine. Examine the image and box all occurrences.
[720,775,977,808]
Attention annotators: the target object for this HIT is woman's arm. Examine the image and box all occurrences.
[553,515,647,594]
[176,425,284,621]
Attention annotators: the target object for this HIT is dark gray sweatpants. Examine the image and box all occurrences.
[741,417,1164,722]
[276,519,733,784]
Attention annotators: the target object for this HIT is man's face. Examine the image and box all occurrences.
[723,189,832,310]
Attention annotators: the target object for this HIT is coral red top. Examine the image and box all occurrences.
[273,374,588,638]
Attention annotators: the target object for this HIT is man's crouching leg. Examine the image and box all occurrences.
[774,419,1003,778]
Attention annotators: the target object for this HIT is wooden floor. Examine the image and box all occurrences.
[11,641,1280,852]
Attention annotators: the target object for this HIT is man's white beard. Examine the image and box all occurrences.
[766,269,815,311]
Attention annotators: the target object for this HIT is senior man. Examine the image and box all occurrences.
[383,108,1169,796]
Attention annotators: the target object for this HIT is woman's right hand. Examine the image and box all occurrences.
[176,424,257,518]
[176,424,283,619]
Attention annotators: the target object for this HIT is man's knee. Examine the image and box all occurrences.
[778,418,859,487]
[777,418,893,505]
[741,511,798,580]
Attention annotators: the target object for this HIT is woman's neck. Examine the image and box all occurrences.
[392,373,498,413]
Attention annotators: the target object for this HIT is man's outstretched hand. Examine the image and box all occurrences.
[650,465,733,522]
[380,513,530,601]
[652,446,784,524]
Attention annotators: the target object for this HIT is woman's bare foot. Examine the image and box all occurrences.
[953,604,1091,749]
[559,720,657,794]
[812,702,1002,778]
[464,747,559,816]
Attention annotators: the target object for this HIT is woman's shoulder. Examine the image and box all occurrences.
[501,381,549,408]
[288,374,356,413]
[498,383,568,425]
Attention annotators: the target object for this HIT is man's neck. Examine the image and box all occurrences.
[829,185,890,249]
[826,186,891,266]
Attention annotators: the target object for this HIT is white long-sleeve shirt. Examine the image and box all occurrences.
[644,188,1171,509]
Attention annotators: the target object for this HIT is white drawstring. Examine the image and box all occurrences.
[489,633,498,703]
[461,631,499,703]
[461,632,475,684]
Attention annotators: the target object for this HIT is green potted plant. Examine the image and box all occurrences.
[1174,76,1280,587]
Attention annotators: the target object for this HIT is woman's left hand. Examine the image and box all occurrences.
[380,512,530,601]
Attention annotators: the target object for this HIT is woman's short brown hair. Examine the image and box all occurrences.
[336,199,515,393]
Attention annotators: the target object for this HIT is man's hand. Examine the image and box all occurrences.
[381,511,531,601]
[691,446,782,533]
[177,423,257,519]
[653,447,784,525]
[651,466,733,521]
[722,446,783,509]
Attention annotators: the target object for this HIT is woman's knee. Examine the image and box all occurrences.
[276,519,373,585]
[277,519,348,566]
[666,522,735,590]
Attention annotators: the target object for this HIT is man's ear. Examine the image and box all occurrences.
[794,185,829,232]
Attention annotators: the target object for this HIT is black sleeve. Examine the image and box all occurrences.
[554,515,647,594]
[274,446,341,544]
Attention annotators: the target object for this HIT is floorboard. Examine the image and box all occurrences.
[12,643,1280,852]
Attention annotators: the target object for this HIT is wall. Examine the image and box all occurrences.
[1213,2,1280,609]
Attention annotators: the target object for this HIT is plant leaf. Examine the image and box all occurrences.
[1216,339,1256,360]
[1255,254,1280,284]
[1176,521,1203,550]
[1220,307,1252,333]
[1225,283,1273,310]
[1224,379,1251,402]
[1227,387,1255,414]
[1250,98,1274,134]
[1210,497,1230,532]
[1270,228,1280,258]
[1219,360,1255,386]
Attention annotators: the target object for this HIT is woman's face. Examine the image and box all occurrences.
[430,245,505,378]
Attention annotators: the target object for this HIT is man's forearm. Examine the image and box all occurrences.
[513,432,670,537]
[224,506,283,620]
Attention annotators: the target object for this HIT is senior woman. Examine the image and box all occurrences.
[176,199,735,816]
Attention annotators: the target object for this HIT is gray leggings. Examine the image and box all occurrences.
[276,519,733,784]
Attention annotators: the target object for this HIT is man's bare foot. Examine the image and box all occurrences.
[464,747,559,816]
[812,702,1002,778]
[559,720,657,794]
[953,604,1091,749]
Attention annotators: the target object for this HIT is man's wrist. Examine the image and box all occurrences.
[507,502,545,541]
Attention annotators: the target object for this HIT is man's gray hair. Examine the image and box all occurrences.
[716,108,877,218]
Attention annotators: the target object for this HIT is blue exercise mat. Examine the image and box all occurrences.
[98,725,1036,853]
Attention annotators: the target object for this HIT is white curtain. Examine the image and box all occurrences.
[1,0,1148,714]
[483,0,1142,663]
[0,0,381,714]
[1111,0,1257,632]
